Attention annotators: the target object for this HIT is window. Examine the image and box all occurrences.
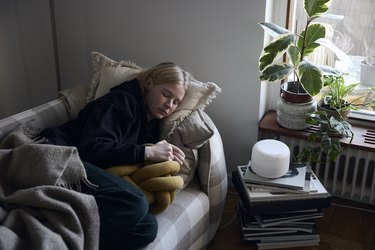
[289,0,375,125]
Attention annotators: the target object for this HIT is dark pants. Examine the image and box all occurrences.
[81,161,158,250]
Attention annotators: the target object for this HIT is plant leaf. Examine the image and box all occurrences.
[298,61,323,96]
[320,13,344,21]
[320,134,332,154]
[259,50,277,72]
[259,33,295,71]
[264,33,295,54]
[298,23,325,58]
[329,117,353,139]
[288,46,301,67]
[260,63,294,82]
[304,0,332,18]
[259,22,290,38]
[317,64,341,75]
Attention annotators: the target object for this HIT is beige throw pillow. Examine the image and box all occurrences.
[95,66,140,99]
[164,109,214,188]
[87,51,142,103]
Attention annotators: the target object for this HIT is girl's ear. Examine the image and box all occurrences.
[145,77,153,90]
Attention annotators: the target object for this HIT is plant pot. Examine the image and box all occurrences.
[281,82,314,103]
[317,99,351,121]
[277,97,316,130]
[276,82,316,130]
[360,62,375,87]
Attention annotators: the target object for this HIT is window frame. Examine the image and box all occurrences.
[261,0,375,128]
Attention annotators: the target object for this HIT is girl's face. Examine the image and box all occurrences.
[144,80,186,121]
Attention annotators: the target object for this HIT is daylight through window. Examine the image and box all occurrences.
[289,0,375,123]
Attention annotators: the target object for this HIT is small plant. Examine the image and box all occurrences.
[321,75,375,114]
[298,110,354,164]
[300,75,375,164]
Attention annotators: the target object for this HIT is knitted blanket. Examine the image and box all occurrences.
[0,124,99,250]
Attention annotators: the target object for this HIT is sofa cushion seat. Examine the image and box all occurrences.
[145,179,210,250]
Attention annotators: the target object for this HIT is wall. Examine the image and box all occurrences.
[54,0,266,172]
[0,0,58,118]
[1,0,266,174]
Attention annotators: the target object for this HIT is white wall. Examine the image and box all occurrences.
[0,0,58,118]
[54,0,266,173]
[1,0,267,174]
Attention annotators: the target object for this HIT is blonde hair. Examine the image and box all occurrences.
[136,62,191,94]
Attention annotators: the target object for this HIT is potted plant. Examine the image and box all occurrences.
[360,43,375,87]
[297,110,354,164]
[258,0,347,130]
[298,74,375,164]
[319,74,375,121]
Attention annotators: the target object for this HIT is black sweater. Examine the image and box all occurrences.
[41,79,159,168]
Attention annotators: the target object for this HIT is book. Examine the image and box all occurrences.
[256,226,320,242]
[237,202,321,247]
[243,224,320,242]
[256,239,320,249]
[238,165,330,201]
[254,210,324,227]
[232,168,331,215]
[255,209,321,222]
[243,162,307,190]
[240,165,318,193]
[238,205,315,233]
[245,178,328,202]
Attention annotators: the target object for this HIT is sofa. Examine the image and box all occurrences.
[0,66,228,249]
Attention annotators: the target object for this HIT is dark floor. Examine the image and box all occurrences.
[207,187,375,250]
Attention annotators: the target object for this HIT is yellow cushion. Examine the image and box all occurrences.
[106,161,184,214]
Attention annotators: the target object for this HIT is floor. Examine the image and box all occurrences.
[207,187,375,250]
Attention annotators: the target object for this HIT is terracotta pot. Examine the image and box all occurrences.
[281,82,313,103]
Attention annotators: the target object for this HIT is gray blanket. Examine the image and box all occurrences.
[0,125,99,250]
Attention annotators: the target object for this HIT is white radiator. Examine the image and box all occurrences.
[279,136,375,205]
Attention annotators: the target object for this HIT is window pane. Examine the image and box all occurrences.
[291,0,375,118]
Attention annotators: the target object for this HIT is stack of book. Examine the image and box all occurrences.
[232,162,331,249]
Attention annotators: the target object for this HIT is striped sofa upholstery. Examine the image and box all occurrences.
[0,99,70,142]
[0,90,228,250]
[144,113,228,250]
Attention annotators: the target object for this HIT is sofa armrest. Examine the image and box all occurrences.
[0,99,70,142]
[197,112,228,242]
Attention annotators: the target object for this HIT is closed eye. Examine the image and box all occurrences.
[163,89,172,97]
[163,90,181,106]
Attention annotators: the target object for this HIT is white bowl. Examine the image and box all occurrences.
[251,139,290,178]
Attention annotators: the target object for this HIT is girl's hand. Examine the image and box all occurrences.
[144,140,185,166]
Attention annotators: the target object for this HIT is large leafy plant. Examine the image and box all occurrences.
[259,0,347,96]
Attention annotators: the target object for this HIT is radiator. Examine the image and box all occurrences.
[279,136,375,206]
